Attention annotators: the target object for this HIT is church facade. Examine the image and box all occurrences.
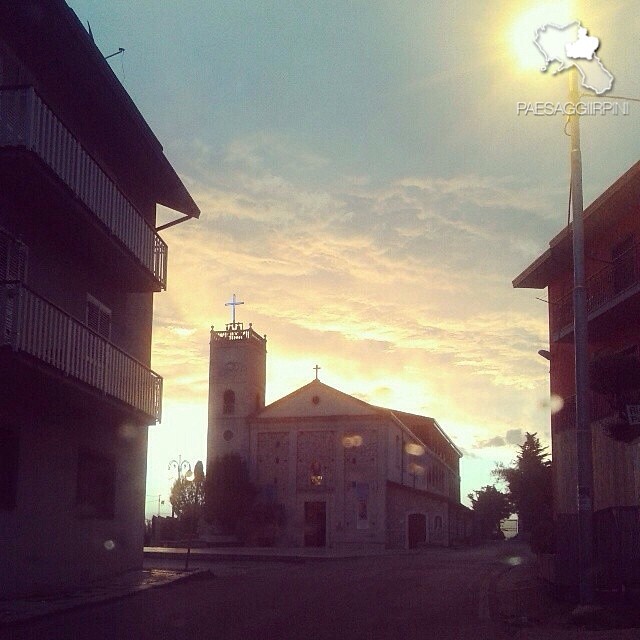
[207,314,471,551]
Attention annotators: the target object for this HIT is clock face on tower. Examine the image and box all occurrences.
[223,361,240,375]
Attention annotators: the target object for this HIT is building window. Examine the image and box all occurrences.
[356,482,369,530]
[223,389,235,415]
[86,294,111,339]
[310,461,323,486]
[0,429,19,510]
[76,449,115,519]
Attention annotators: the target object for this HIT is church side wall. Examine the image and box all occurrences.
[385,482,450,549]
[385,422,458,504]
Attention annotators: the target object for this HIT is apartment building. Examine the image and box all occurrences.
[0,0,199,596]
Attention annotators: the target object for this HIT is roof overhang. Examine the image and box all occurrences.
[0,0,200,219]
[513,159,640,289]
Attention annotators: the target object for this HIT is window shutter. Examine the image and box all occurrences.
[86,296,111,339]
[0,233,7,279]
[0,229,27,281]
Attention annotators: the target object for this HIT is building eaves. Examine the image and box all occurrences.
[513,159,640,289]
[387,409,463,460]
[1,0,200,218]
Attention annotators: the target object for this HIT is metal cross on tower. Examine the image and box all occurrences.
[313,364,321,380]
[225,293,244,325]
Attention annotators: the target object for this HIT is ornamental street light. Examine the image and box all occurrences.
[168,454,193,481]
[168,455,192,517]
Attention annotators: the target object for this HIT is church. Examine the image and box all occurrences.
[207,300,471,551]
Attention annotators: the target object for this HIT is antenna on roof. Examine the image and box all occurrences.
[87,21,94,43]
[105,47,125,60]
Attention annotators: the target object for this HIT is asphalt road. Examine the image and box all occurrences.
[1,543,529,640]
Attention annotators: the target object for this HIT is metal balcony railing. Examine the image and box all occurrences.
[0,282,162,423]
[552,244,640,337]
[0,86,167,288]
[211,323,266,343]
[551,393,613,433]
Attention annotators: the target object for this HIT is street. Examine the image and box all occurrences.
[1,543,531,640]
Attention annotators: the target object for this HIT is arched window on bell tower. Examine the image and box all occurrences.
[223,389,235,415]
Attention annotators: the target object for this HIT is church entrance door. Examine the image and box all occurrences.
[304,501,326,547]
[407,513,427,548]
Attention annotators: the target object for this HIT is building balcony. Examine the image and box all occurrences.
[552,243,640,341]
[0,281,162,424]
[552,393,613,433]
[0,86,167,289]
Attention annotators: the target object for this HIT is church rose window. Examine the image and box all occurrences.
[223,389,235,414]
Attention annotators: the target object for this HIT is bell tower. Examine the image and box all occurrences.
[207,295,266,467]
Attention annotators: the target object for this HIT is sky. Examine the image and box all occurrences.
[65,0,640,517]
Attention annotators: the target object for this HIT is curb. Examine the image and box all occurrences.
[143,547,390,563]
[0,569,212,629]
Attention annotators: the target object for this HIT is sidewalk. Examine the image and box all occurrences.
[489,552,640,639]
[0,568,208,627]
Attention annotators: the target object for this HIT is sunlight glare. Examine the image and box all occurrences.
[405,443,425,457]
[549,394,565,415]
[343,435,363,448]
[508,2,574,70]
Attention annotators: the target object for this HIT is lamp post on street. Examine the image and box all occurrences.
[568,67,594,606]
[168,455,192,517]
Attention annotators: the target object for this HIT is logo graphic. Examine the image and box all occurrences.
[534,21,613,95]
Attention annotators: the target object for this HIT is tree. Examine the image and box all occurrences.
[169,460,205,533]
[204,453,256,534]
[493,432,552,550]
[468,485,511,539]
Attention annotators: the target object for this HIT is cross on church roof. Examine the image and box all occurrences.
[313,364,321,380]
[225,293,244,325]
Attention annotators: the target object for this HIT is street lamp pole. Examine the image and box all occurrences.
[168,455,192,518]
[569,68,594,605]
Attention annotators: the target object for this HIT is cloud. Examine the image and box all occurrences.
[505,428,525,445]
[476,435,507,448]
[153,133,551,476]
[475,428,524,449]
